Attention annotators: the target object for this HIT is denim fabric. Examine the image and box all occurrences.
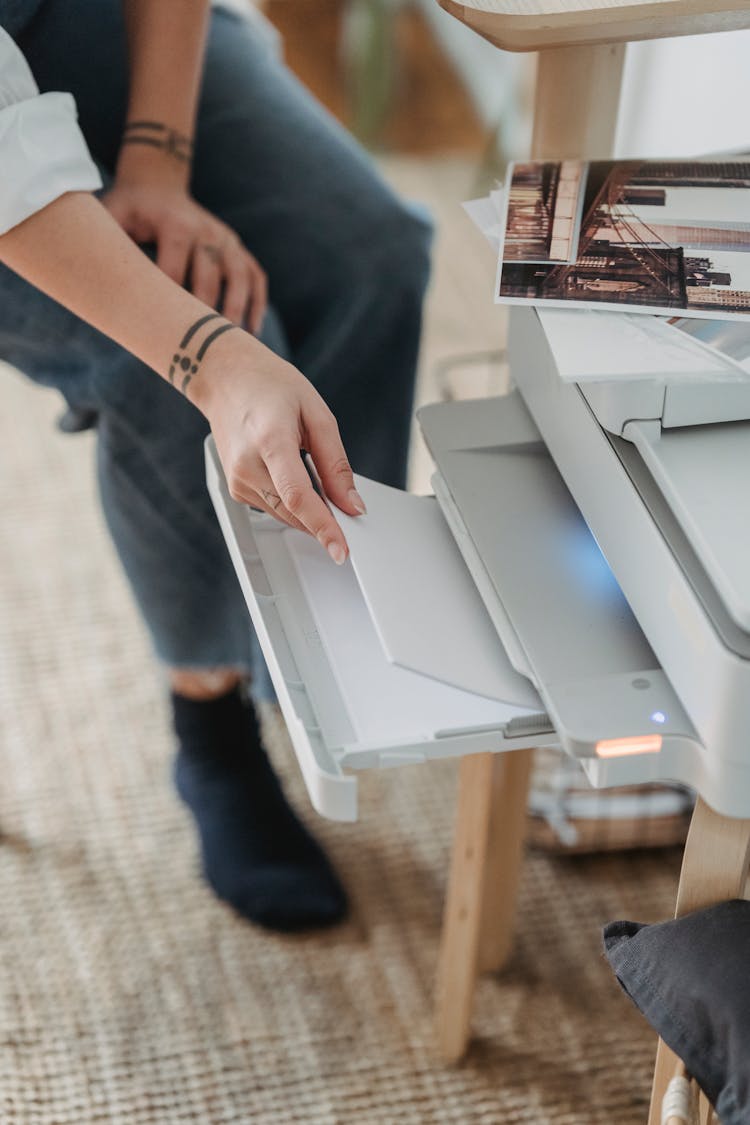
[0,1,432,675]
[0,0,45,37]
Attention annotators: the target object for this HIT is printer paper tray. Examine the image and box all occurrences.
[206,437,556,821]
[503,307,750,817]
[207,382,704,822]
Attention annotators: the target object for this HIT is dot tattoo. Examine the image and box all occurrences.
[169,314,239,395]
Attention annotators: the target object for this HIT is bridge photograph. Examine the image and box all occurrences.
[497,159,750,317]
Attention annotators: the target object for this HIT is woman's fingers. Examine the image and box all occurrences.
[260,435,349,563]
[191,241,223,310]
[222,248,254,326]
[226,462,322,536]
[191,238,266,330]
[156,226,192,287]
[305,409,366,517]
[222,246,267,332]
[243,487,308,533]
[246,259,268,335]
[200,332,362,563]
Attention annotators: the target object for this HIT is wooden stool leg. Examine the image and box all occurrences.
[435,748,533,1062]
[647,797,750,1124]
[478,748,534,974]
[435,753,495,1063]
[434,28,627,1076]
[698,1090,713,1125]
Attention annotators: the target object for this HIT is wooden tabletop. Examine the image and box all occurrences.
[437,0,750,52]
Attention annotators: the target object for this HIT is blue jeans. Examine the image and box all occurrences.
[1,1,432,676]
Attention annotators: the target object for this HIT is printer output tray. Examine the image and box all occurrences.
[623,418,750,636]
[207,385,699,821]
[418,391,695,761]
[206,436,556,822]
[507,306,750,815]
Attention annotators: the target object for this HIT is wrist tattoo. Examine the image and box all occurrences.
[122,120,193,164]
[169,313,238,395]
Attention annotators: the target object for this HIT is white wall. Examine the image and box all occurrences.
[418,4,750,161]
[616,30,750,158]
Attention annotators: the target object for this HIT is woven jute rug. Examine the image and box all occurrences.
[0,356,682,1123]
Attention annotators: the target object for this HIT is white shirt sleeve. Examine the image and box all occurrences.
[0,26,102,236]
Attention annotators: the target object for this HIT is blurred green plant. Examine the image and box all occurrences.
[342,0,398,146]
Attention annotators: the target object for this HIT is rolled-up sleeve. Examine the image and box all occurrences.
[0,26,102,235]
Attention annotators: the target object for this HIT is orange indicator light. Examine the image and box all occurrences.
[595,735,662,758]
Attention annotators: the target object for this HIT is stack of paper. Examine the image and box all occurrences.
[465,156,750,382]
[536,308,749,383]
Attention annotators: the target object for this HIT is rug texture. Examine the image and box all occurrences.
[0,354,682,1123]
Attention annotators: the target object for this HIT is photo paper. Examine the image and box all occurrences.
[496,159,750,320]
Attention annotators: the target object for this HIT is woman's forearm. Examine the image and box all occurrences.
[0,13,362,557]
[1,190,362,558]
[117,0,210,190]
[0,190,257,386]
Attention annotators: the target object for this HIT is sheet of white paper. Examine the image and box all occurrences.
[287,532,534,745]
[462,191,504,251]
[537,307,750,383]
[336,476,541,707]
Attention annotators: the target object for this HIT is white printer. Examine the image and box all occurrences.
[206,308,750,823]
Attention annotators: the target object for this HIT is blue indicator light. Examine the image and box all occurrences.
[651,711,667,724]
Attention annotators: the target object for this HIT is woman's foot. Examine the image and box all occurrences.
[172,685,347,932]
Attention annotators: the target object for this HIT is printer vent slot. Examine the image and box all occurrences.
[505,712,555,739]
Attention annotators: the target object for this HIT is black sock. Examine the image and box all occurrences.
[172,685,347,932]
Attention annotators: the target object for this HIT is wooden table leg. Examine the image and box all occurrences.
[647,797,750,1124]
[478,748,534,974]
[531,44,625,160]
[698,1090,714,1125]
[434,748,533,1062]
[433,28,627,1076]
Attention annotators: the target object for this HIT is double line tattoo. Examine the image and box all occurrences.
[122,120,193,164]
[169,314,237,395]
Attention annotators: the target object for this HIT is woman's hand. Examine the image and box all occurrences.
[103,181,267,332]
[2,194,358,559]
[104,168,362,560]
[190,329,366,564]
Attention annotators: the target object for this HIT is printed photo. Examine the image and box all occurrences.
[496,159,750,319]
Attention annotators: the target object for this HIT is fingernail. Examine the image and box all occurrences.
[328,542,347,565]
[348,489,367,515]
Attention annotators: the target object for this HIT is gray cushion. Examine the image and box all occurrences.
[603,900,750,1125]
